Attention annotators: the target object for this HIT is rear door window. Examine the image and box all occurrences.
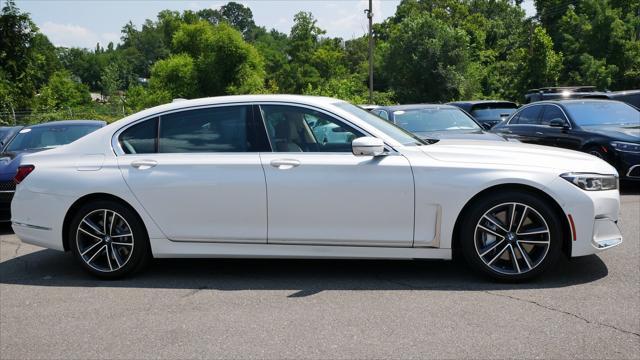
[511,106,542,125]
[158,105,270,153]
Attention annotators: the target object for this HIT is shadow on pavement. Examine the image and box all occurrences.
[0,245,608,296]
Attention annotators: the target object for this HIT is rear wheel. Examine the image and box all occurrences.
[460,191,563,281]
[69,200,150,279]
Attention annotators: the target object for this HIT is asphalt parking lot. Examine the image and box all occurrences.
[1,192,638,359]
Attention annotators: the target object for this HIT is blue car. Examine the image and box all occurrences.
[0,120,105,221]
[0,126,23,150]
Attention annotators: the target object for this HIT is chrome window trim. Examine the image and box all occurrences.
[112,101,399,156]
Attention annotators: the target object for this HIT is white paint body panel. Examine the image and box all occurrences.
[260,152,414,246]
[10,95,622,260]
[117,153,267,242]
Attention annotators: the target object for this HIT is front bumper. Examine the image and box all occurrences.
[549,177,623,257]
[612,151,640,180]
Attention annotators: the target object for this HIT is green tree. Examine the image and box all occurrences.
[33,70,91,110]
[383,12,472,102]
[522,26,563,91]
[149,53,197,98]
[172,21,265,96]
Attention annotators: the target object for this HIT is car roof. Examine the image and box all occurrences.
[524,99,629,106]
[448,100,516,106]
[25,120,107,128]
[378,104,459,111]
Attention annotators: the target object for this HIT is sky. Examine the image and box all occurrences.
[9,0,537,49]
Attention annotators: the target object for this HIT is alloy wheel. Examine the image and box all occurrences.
[474,202,550,275]
[76,209,135,273]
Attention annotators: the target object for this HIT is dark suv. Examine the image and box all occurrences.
[491,99,640,181]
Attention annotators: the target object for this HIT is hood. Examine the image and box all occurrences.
[581,124,640,142]
[414,129,507,141]
[422,140,617,175]
[0,148,50,181]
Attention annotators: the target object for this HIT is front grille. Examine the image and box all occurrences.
[0,181,16,192]
[628,165,640,178]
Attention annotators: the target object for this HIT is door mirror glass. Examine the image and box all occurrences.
[549,118,567,128]
[352,137,385,156]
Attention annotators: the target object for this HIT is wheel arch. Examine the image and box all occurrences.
[451,183,572,259]
[62,193,146,252]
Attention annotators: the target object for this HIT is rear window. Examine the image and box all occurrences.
[470,103,517,122]
[6,124,101,152]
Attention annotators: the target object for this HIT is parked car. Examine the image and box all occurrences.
[0,126,23,151]
[11,95,622,281]
[0,120,106,221]
[524,86,601,103]
[371,104,509,141]
[584,90,640,109]
[491,100,639,181]
[358,104,380,111]
[447,101,518,129]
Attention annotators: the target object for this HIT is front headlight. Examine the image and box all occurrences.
[560,173,618,191]
[610,141,640,153]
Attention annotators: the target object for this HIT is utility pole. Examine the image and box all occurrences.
[366,0,373,104]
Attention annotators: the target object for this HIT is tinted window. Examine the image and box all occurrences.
[511,106,542,125]
[159,106,269,153]
[120,118,158,154]
[7,124,101,152]
[261,105,363,152]
[470,106,517,122]
[540,105,567,126]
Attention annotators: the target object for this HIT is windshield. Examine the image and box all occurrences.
[333,102,428,146]
[564,102,640,126]
[471,107,517,121]
[6,124,101,152]
[393,108,481,132]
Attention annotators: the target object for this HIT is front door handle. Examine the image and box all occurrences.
[270,159,301,170]
[535,131,544,135]
[130,159,158,170]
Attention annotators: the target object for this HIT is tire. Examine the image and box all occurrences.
[585,146,606,160]
[69,200,150,279]
[459,191,563,282]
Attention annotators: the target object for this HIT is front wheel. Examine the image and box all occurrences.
[69,200,150,279]
[460,191,563,281]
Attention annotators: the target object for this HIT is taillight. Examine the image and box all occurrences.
[14,165,35,184]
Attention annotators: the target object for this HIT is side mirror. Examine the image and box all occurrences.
[352,137,385,156]
[549,118,568,128]
[481,122,492,130]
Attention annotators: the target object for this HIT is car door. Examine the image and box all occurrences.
[116,105,271,243]
[258,104,415,247]
[494,105,544,144]
[539,104,582,150]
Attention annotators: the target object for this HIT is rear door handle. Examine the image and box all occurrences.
[270,159,300,170]
[130,159,158,170]
[535,131,544,135]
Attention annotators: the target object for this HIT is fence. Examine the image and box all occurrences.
[0,105,129,126]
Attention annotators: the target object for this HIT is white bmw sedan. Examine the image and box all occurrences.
[11,95,623,281]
